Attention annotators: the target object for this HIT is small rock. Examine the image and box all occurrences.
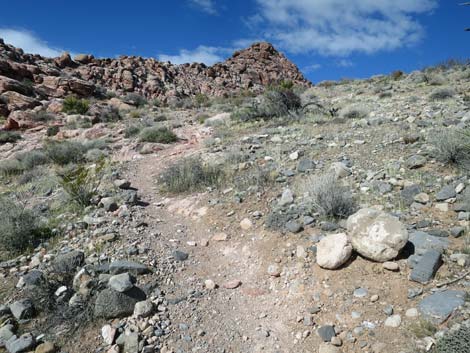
[240,218,252,230]
[410,250,441,284]
[212,233,228,241]
[101,324,117,345]
[267,264,281,277]
[114,179,131,189]
[414,193,430,204]
[172,250,189,262]
[10,299,35,320]
[222,280,242,289]
[435,185,456,201]
[109,260,150,275]
[383,262,399,271]
[204,279,216,290]
[353,288,368,298]
[418,290,466,324]
[370,294,379,302]
[100,197,118,212]
[278,189,294,206]
[316,233,352,270]
[406,155,427,169]
[285,220,303,233]
[450,226,465,238]
[134,300,154,317]
[384,314,401,327]
[405,308,419,318]
[108,273,135,292]
[318,343,341,353]
[6,333,36,353]
[35,342,56,353]
[317,325,336,342]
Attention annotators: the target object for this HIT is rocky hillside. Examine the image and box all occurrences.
[0,39,310,117]
[0,39,469,353]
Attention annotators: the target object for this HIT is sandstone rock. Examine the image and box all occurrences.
[316,233,352,269]
[347,208,408,262]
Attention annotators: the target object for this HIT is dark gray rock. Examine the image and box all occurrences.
[52,250,85,274]
[321,222,339,232]
[94,287,146,319]
[408,287,423,299]
[435,185,456,201]
[297,159,315,173]
[285,220,303,233]
[418,290,466,324]
[173,250,189,262]
[409,231,449,254]
[100,197,118,212]
[21,270,45,287]
[401,185,421,206]
[450,226,465,238]
[122,190,139,205]
[0,304,11,316]
[303,216,315,226]
[9,299,34,320]
[109,260,150,275]
[116,332,139,353]
[406,155,427,169]
[427,229,448,238]
[410,250,442,284]
[0,324,15,347]
[372,181,392,194]
[5,333,35,353]
[317,325,336,342]
[108,273,135,292]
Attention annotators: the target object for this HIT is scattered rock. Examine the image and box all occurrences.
[94,287,147,319]
[316,233,352,270]
[410,249,441,284]
[109,260,150,275]
[384,314,401,328]
[418,290,466,324]
[108,273,135,292]
[9,299,35,320]
[317,325,336,342]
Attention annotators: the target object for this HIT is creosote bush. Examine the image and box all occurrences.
[340,105,369,119]
[302,173,356,219]
[159,157,223,193]
[123,93,147,107]
[62,96,90,115]
[0,131,21,144]
[45,140,88,165]
[139,127,178,143]
[431,128,470,169]
[0,159,24,177]
[0,197,50,254]
[429,87,455,101]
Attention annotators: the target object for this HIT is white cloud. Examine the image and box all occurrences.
[190,0,217,15]
[252,0,438,56]
[303,63,322,72]
[337,59,354,67]
[158,45,233,65]
[0,28,65,57]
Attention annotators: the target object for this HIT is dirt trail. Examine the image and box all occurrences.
[123,124,413,353]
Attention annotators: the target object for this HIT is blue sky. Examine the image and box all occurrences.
[0,0,469,82]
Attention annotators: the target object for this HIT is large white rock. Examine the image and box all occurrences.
[347,208,408,262]
[316,233,353,269]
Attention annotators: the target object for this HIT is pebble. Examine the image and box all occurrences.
[240,218,253,230]
[405,308,419,318]
[222,280,241,289]
[384,314,401,328]
[353,288,368,298]
[383,261,399,271]
[267,264,281,277]
[204,279,216,290]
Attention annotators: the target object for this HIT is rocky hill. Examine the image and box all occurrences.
[0,39,310,117]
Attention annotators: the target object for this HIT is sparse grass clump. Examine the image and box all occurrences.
[0,159,24,177]
[0,197,49,254]
[124,125,142,138]
[62,96,90,115]
[302,173,356,218]
[123,93,147,107]
[429,87,456,101]
[159,157,223,193]
[30,111,55,122]
[44,140,88,165]
[0,130,21,144]
[139,127,178,143]
[340,105,369,119]
[408,319,437,339]
[16,150,49,170]
[431,128,470,169]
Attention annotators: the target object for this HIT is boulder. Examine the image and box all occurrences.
[5,333,35,353]
[94,287,146,319]
[346,208,408,262]
[316,233,352,269]
[9,299,35,320]
[52,250,85,274]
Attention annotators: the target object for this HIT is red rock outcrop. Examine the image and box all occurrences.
[0,38,311,116]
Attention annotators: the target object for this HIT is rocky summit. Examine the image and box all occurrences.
[0,38,469,353]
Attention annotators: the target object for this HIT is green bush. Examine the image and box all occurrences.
[46,126,60,137]
[44,140,88,165]
[0,131,21,144]
[159,157,223,193]
[194,93,209,107]
[0,197,50,254]
[431,128,470,169]
[62,96,90,115]
[124,125,142,138]
[139,127,178,143]
[302,173,356,218]
[58,161,104,207]
[0,159,24,177]
[16,150,49,170]
[123,93,147,107]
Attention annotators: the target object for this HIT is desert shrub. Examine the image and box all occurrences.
[46,126,60,137]
[30,111,55,122]
[92,106,121,123]
[390,70,404,80]
[430,128,470,169]
[340,105,369,119]
[0,197,50,253]
[408,319,437,339]
[426,74,447,86]
[85,148,108,162]
[194,93,209,107]
[232,106,260,122]
[0,131,21,144]
[0,159,24,177]
[435,323,470,353]
[58,161,104,207]
[378,91,392,99]
[62,96,90,115]
[44,140,88,165]
[139,127,178,143]
[124,125,142,138]
[302,173,356,218]
[429,87,456,100]
[16,150,49,170]
[261,88,302,118]
[123,93,147,107]
[154,115,167,122]
[159,157,223,193]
